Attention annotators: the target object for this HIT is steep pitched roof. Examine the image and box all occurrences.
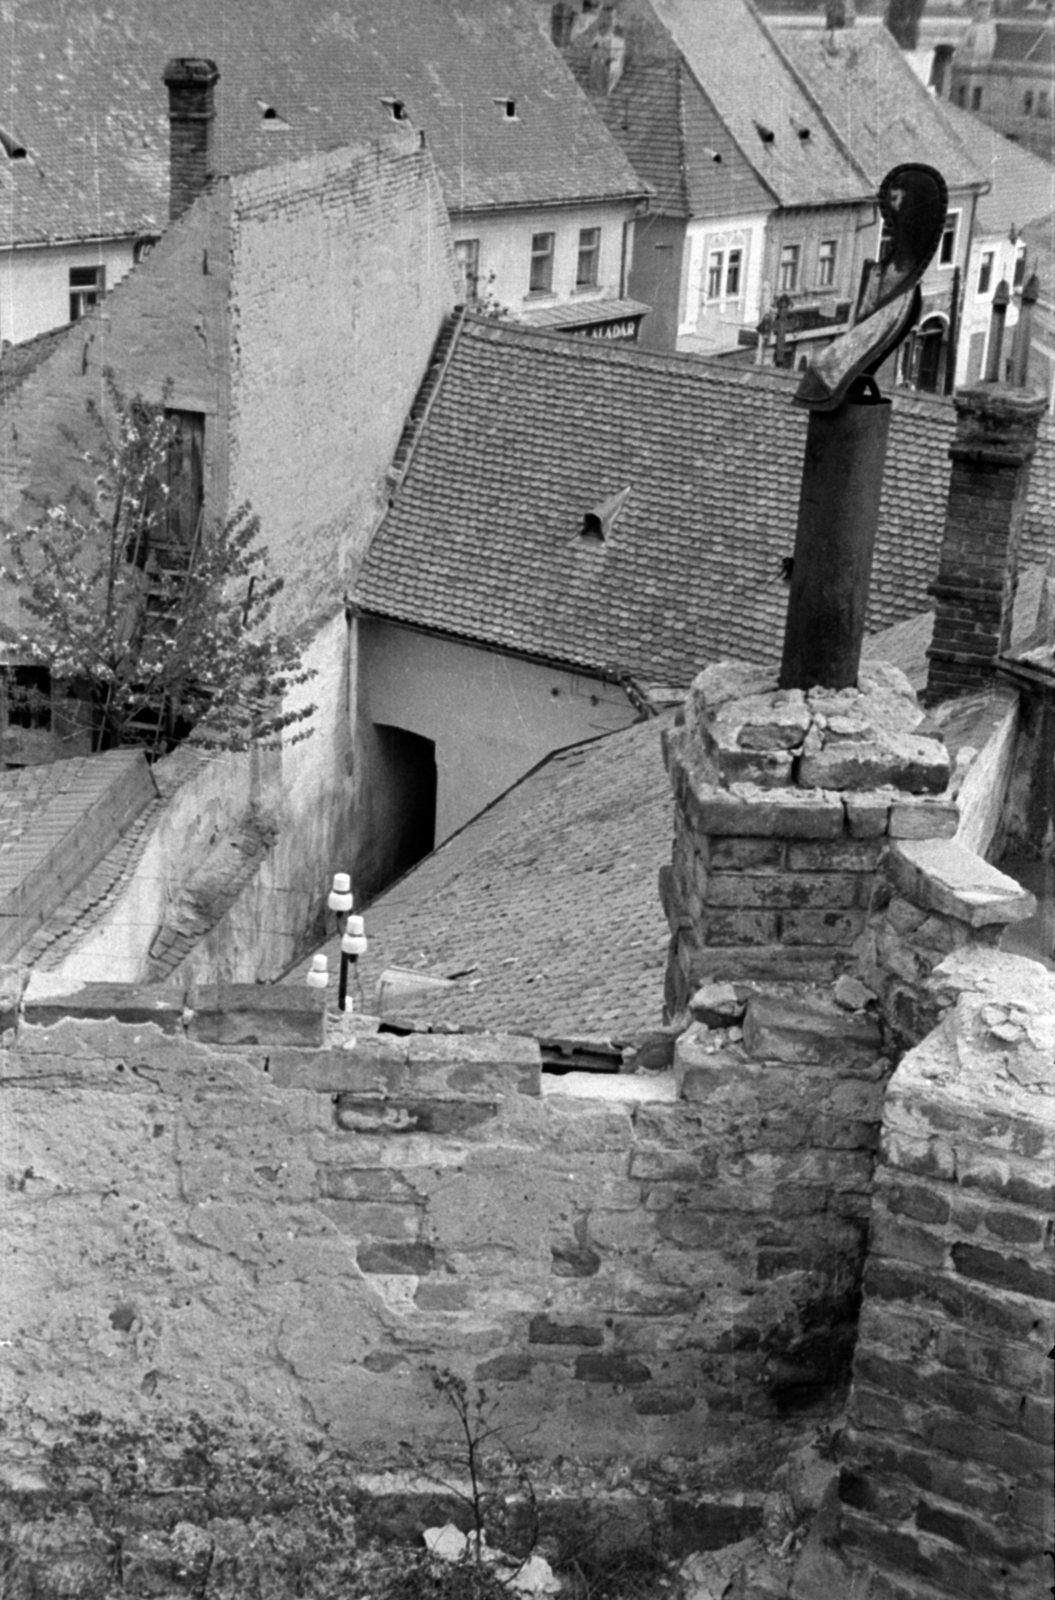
[0,0,645,248]
[562,1,772,221]
[288,712,674,1041]
[355,314,1055,688]
[648,0,872,208]
[773,23,986,194]
[934,99,1055,236]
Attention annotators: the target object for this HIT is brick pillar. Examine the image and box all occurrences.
[162,58,220,223]
[923,384,1046,707]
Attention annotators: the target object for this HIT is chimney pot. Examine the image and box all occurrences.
[551,1,575,48]
[163,57,220,223]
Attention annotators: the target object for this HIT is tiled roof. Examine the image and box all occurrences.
[0,0,645,248]
[991,21,1055,68]
[563,1,773,222]
[649,0,872,208]
[287,712,675,1041]
[355,314,1055,687]
[0,326,73,403]
[773,24,985,194]
[932,100,1055,236]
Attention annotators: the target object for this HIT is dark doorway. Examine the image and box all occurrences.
[374,723,437,886]
[915,321,945,393]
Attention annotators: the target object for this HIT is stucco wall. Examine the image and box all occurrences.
[357,619,638,873]
[228,139,457,631]
[453,201,633,318]
[0,237,140,348]
[678,211,769,358]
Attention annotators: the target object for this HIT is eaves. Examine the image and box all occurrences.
[450,187,653,218]
[352,606,639,690]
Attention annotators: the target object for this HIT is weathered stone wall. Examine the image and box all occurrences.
[0,975,887,1475]
[833,948,1055,1600]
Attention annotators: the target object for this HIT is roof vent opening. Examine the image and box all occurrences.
[0,128,27,159]
[576,485,631,545]
[703,146,723,163]
[495,97,518,120]
[257,100,290,128]
[382,97,409,121]
[755,121,775,145]
[795,124,811,141]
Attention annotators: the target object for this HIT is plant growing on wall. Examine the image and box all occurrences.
[1,372,315,760]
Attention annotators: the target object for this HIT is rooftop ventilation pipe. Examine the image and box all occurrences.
[163,57,220,223]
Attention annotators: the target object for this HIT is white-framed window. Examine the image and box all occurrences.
[725,249,742,297]
[938,213,959,268]
[706,250,723,300]
[529,232,555,295]
[817,239,837,288]
[69,264,104,321]
[779,243,800,292]
[576,227,601,288]
[977,250,994,296]
[454,238,480,302]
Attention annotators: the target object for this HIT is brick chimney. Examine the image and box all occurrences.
[551,2,575,47]
[923,384,1047,706]
[163,58,220,223]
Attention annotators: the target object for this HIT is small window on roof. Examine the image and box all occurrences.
[382,97,408,121]
[577,486,631,544]
[755,121,775,145]
[256,100,290,128]
[0,127,27,159]
[495,97,518,120]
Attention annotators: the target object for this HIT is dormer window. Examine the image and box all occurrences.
[576,486,630,544]
[382,97,408,121]
[0,127,27,159]
[495,97,518,120]
[256,100,290,129]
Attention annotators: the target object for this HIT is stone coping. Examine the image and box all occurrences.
[887,840,1038,929]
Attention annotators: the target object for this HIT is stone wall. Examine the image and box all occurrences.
[833,948,1055,1600]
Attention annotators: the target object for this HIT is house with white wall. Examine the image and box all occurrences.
[559,0,878,364]
[774,17,988,394]
[934,97,1054,388]
[0,65,457,976]
[0,0,647,348]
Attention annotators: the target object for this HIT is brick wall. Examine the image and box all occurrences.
[834,948,1055,1600]
[924,384,1047,706]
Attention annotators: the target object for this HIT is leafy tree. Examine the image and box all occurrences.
[2,375,315,760]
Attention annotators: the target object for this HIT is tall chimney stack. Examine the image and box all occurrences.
[163,58,220,223]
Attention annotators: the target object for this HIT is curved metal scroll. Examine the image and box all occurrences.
[795,164,949,411]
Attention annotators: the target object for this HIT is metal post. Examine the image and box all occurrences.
[984,280,1010,382]
[943,264,961,395]
[779,378,893,691]
[1009,272,1039,388]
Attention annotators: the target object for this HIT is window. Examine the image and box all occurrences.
[779,243,800,292]
[3,665,51,730]
[817,239,837,288]
[957,84,967,107]
[977,251,994,295]
[69,264,104,321]
[576,227,601,288]
[971,85,982,110]
[1023,90,1034,114]
[1013,246,1027,289]
[706,250,724,300]
[454,238,480,302]
[938,215,958,266]
[1038,89,1051,119]
[725,249,742,298]
[529,232,555,294]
